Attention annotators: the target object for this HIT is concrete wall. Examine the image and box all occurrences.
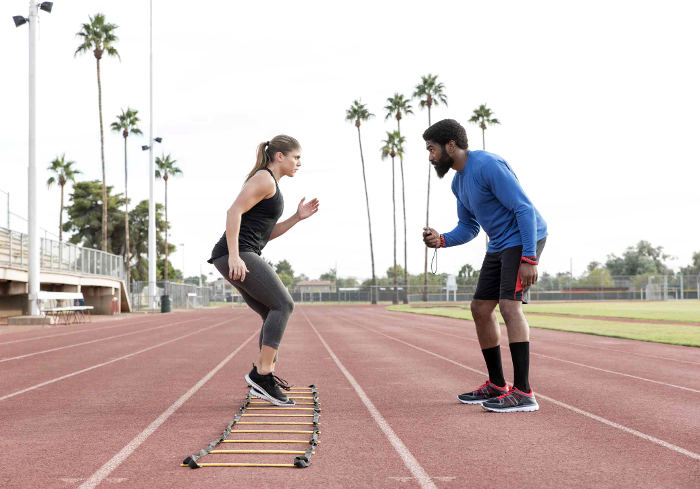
[82,286,120,315]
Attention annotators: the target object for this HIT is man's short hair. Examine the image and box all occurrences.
[422,119,469,149]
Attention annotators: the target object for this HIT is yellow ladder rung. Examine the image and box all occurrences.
[210,449,316,455]
[181,463,296,468]
[247,407,316,411]
[287,396,314,399]
[242,414,313,417]
[237,422,319,425]
[250,402,318,406]
[222,439,319,444]
[231,430,320,434]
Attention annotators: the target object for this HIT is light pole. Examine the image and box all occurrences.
[179,242,185,280]
[148,0,155,308]
[13,2,53,317]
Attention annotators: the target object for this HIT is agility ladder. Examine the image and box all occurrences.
[182,385,320,468]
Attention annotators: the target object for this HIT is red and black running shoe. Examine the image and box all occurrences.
[457,380,509,404]
[481,386,539,412]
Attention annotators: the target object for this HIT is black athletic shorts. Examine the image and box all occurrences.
[473,238,546,302]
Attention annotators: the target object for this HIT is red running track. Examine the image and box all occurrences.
[0,305,698,489]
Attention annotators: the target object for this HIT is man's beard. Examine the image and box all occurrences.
[433,150,453,178]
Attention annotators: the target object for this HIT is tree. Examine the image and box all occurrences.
[457,263,480,286]
[127,200,170,282]
[469,104,500,150]
[575,263,614,288]
[155,154,182,281]
[110,107,142,286]
[680,252,700,276]
[274,260,295,289]
[605,241,671,276]
[345,100,378,304]
[75,13,120,252]
[385,94,413,304]
[63,180,125,254]
[46,155,81,242]
[413,74,447,301]
[381,130,404,304]
[320,267,337,284]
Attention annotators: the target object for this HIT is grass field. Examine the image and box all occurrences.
[387,301,700,347]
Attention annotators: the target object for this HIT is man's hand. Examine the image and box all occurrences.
[295,197,319,221]
[422,227,442,248]
[519,263,538,288]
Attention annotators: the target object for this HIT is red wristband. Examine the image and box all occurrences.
[439,235,446,248]
[521,256,538,265]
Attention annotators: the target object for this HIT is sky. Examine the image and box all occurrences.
[1,0,699,283]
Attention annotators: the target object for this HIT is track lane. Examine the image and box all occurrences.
[303,306,699,488]
[0,310,237,401]
[101,306,424,489]
[343,309,700,454]
[0,310,258,489]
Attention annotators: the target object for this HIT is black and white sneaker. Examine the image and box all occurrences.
[458,380,509,404]
[244,365,295,406]
[481,386,540,413]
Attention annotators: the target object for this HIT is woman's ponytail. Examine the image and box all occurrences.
[245,135,300,182]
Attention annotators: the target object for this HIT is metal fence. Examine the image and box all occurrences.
[129,281,212,311]
[0,225,125,280]
[282,275,700,303]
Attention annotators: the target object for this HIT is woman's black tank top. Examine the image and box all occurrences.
[208,168,284,261]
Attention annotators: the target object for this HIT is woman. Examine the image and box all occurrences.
[208,135,319,406]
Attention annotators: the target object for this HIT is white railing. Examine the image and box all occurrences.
[0,226,125,280]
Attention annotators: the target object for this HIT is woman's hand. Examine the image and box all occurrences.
[228,255,249,282]
[296,197,319,221]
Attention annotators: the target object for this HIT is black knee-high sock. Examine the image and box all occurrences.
[481,346,506,388]
[509,342,530,392]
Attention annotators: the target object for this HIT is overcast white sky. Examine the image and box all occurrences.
[2,0,699,282]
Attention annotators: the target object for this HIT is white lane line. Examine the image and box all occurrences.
[0,317,159,346]
[350,319,700,462]
[0,315,208,364]
[380,310,700,366]
[301,309,439,489]
[0,318,233,403]
[366,316,700,394]
[77,329,258,489]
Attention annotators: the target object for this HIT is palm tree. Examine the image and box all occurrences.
[381,131,404,305]
[46,155,81,242]
[469,104,500,150]
[155,154,182,282]
[385,94,413,303]
[111,108,142,287]
[345,100,378,304]
[75,13,120,252]
[413,74,447,301]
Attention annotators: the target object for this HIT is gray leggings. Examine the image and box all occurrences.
[213,253,294,351]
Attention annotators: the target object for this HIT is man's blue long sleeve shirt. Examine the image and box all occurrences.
[443,150,547,257]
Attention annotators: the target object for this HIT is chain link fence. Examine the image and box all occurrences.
[129,281,212,311]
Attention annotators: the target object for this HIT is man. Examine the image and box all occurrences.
[422,119,547,413]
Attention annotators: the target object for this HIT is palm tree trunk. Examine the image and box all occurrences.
[423,107,432,302]
[124,136,130,288]
[397,120,408,304]
[482,127,486,150]
[400,156,408,304]
[96,58,108,252]
[391,156,398,305]
[164,177,169,282]
[59,184,64,242]
[357,126,377,305]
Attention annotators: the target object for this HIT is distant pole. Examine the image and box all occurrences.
[27,1,40,316]
[680,274,684,300]
[147,0,156,307]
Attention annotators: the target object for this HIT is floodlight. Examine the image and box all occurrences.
[13,16,28,27]
[142,145,149,151]
[39,2,53,13]
[154,137,163,143]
